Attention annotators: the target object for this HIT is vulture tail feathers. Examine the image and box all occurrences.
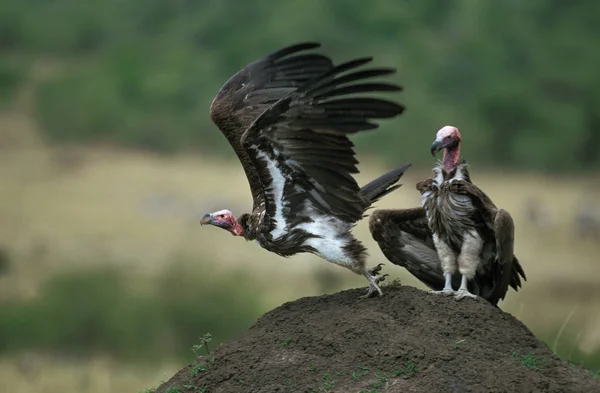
[510,256,527,290]
[360,163,412,204]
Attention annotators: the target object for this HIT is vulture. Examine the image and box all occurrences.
[200,42,410,297]
[369,126,526,305]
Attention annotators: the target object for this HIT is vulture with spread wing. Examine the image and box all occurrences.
[200,42,410,297]
[369,126,526,305]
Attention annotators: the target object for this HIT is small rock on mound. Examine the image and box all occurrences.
[156,284,599,393]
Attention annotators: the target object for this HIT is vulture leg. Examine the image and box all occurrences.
[429,234,457,296]
[454,230,482,301]
[429,272,455,296]
[361,264,388,298]
[455,274,478,301]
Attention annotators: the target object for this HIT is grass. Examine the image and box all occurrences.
[587,370,600,379]
[279,336,293,347]
[391,359,419,378]
[0,356,178,393]
[190,334,215,377]
[1,143,600,392]
[320,373,337,391]
[352,364,369,380]
[512,352,546,371]
[190,359,214,377]
[0,266,262,360]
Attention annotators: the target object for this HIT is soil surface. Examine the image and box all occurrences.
[155,284,600,393]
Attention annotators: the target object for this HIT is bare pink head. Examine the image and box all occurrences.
[200,209,244,236]
[430,125,462,172]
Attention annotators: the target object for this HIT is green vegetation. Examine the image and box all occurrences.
[192,333,213,358]
[1,1,599,170]
[0,264,263,361]
[587,370,600,379]
[359,372,388,392]
[190,334,216,378]
[392,359,419,378]
[279,336,293,347]
[320,373,337,392]
[512,351,546,371]
[352,364,369,380]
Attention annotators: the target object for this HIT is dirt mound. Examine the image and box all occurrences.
[155,284,599,393]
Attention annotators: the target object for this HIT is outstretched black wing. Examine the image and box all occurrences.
[209,43,335,209]
[240,56,404,234]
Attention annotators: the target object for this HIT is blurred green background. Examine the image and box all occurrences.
[1,1,600,392]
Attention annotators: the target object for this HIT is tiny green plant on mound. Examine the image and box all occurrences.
[392,359,419,378]
[321,373,337,391]
[165,387,181,393]
[352,364,369,380]
[278,335,293,347]
[190,333,215,377]
[454,338,467,348]
[586,369,600,379]
[512,351,546,371]
[192,333,213,358]
[358,371,389,393]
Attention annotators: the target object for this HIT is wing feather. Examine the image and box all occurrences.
[449,180,526,304]
[241,56,404,229]
[209,42,335,210]
[369,208,448,290]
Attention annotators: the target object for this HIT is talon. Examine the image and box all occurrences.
[454,289,478,301]
[368,263,385,276]
[429,289,455,297]
[361,286,383,298]
[375,273,389,284]
[362,268,384,299]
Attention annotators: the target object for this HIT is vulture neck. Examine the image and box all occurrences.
[237,213,257,241]
[443,143,461,173]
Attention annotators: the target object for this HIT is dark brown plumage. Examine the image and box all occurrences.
[369,126,526,306]
[201,42,410,297]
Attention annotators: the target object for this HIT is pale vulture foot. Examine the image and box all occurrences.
[361,264,388,298]
[429,288,456,296]
[454,289,478,301]
[454,274,478,301]
[428,271,455,296]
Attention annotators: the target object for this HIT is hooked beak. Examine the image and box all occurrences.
[430,139,443,156]
[200,213,212,225]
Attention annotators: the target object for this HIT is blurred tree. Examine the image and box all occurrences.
[0,0,598,171]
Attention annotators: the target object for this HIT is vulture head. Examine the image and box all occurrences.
[430,125,462,171]
[200,209,244,236]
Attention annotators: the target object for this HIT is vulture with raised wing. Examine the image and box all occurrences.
[200,42,410,297]
[369,126,526,305]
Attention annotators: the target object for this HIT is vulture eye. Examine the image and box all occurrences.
[219,214,225,218]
